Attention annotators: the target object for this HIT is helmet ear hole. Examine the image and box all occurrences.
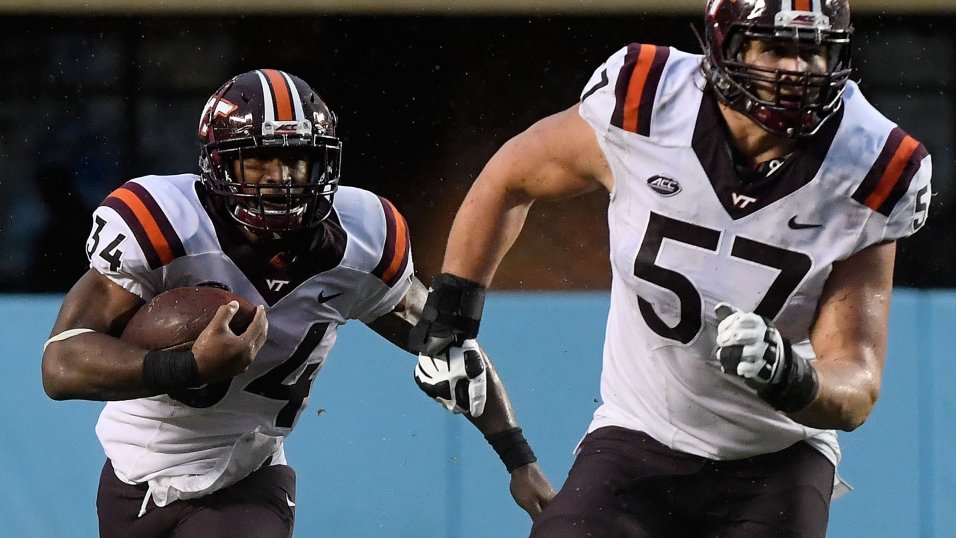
[197,69,342,234]
[726,33,747,62]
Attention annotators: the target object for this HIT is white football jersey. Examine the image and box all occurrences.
[579,44,932,463]
[85,174,413,505]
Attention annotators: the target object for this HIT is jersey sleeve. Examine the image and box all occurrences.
[354,196,414,323]
[850,128,933,241]
[86,180,186,299]
[579,43,672,139]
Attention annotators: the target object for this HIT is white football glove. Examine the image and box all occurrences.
[714,302,820,412]
[714,302,785,386]
[414,338,487,417]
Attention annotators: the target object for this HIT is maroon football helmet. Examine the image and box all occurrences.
[198,69,342,233]
[701,0,853,137]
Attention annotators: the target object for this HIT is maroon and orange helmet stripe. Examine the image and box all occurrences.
[261,68,295,122]
[102,182,186,269]
[783,0,821,11]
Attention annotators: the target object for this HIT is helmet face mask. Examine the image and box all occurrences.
[701,0,853,138]
[198,69,342,234]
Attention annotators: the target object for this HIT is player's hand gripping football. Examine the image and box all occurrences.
[192,302,269,383]
[414,338,487,417]
[714,302,819,412]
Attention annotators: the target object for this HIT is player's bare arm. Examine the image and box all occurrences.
[442,104,612,286]
[789,240,895,431]
[366,276,556,517]
[41,269,267,401]
[412,105,613,413]
[403,107,611,517]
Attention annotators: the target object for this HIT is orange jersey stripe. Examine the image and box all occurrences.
[381,200,409,285]
[109,187,176,265]
[263,69,294,121]
[622,44,656,133]
[864,135,920,211]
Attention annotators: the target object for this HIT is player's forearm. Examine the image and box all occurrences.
[785,241,891,430]
[42,332,153,401]
[787,357,881,431]
[442,106,607,287]
[442,171,534,287]
[467,353,541,477]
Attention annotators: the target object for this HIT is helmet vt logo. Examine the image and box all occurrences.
[198,96,238,137]
[646,175,682,197]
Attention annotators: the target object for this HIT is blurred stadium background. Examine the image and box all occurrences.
[0,1,953,537]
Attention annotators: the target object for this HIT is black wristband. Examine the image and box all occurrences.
[485,427,537,473]
[409,273,487,354]
[142,349,201,393]
[758,340,820,413]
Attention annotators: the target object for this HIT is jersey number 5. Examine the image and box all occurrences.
[634,212,811,344]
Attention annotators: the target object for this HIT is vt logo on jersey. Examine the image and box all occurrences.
[646,176,681,197]
[732,193,758,209]
[267,279,290,291]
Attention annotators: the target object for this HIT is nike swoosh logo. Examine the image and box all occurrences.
[286,494,296,508]
[317,290,343,304]
[788,216,823,230]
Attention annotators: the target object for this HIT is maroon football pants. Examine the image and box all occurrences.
[531,426,834,538]
[97,459,296,538]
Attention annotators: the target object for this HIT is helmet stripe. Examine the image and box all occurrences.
[254,70,276,123]
[787,0,824,12]
[279,70,306,121]
[261,69,295,121]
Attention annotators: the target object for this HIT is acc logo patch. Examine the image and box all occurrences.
[646,175,681,197]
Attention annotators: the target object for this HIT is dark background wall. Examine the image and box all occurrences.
[0,13,952,291]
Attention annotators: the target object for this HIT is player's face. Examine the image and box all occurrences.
[741,39,829,103]
[230,149,310,195]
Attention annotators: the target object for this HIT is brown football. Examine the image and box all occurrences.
[121,286,258,351]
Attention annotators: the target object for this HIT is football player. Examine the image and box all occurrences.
[410,0,932,536]
[40,69,554,538]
